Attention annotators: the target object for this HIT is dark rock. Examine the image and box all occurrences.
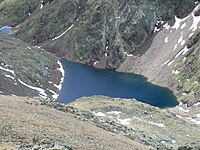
[3,0,194,69]
[194,8,200,16]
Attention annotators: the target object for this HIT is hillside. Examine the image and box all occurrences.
[0,32,63,99]
[0,0,195,68]
[0,0,200,149]
[118,5,200,105]
[0,0,199,106]
[0,95,148,150]
[1,95,200,150]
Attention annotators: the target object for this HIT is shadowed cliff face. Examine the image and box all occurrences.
[0,0,195,68]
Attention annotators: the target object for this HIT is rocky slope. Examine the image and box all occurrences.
[0,0,195,68]
[0,32,63,99]
[1,95,200,150]
[118,4,200,105]
[0,95,148,150]
[0,1,200,149]
[68,96,200,149]
[0,0,199,106]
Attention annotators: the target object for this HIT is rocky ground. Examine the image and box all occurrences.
[0,0,195,68]
[0,0,200,149]
[118,4,200,106]
[68,96,200,149]
[1,95,200,150]
[0,95,148,150]
[0,32,63,99]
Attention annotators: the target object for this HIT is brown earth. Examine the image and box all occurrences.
[0,95,148,150]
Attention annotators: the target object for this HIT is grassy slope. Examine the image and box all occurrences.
[0,0,39,27]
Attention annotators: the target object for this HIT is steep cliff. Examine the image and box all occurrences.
[0,0,195,68]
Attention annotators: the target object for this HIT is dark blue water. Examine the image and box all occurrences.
[0,26,12,34]
[58,60,178,108]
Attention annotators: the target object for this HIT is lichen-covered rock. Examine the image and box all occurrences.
[2,0,194,68]
[0,32,61,98]
[0,0,39,27]
[42,96,200,149]
[173,30,200,106]
[16,139,73,150]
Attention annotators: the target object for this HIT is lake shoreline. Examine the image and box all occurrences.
[58,59,178,108]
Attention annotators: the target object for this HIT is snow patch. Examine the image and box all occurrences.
[193,102,200,107]
[175,47,189,58]
[173,44,177,51]
[148,121,165,128]
[182,47,189,55]
[164,60,170,65]
[93,111,106,117]
[107,111,121,115]
[163,23,170,30]
[54,60,65,91]
[40,4,43,9]
[178,106,190,113]
[172,70,180,74]
[117,118,131,125]
[164,37,168,43]
[172,16,182,30]
[154,21,164,32]
[18,79,47,98]
[5,75,15,80]
[187,117,200,125]
[196,114,200,118]
[178,36,183,44]
[127,54,133,57]
[181,23,186,29]
[52,60,65,99]
[172,140,176,144]
[94,61,99,66]
[189,5,200,31]
[181,40,185,46]
[154,27,161,32]
[52,24,74,41]
[167,60,174,66]
[0,66,15,76]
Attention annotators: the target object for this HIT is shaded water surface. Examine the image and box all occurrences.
[0,26,12,34]
[58,60,178,108]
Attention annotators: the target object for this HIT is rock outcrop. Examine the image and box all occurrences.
[0,0,199,105]
[0,32,62,98]
[0,0,195,68]
[173,29,200,106]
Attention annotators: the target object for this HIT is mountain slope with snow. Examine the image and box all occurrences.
[118,3,200,105]
[0,32,63,98]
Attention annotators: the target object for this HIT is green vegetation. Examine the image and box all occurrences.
[0,32,59,97]
[1,0,194,68]
[0,0,39,27]
[173,30,200,105]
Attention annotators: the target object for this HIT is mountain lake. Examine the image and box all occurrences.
[58,60,179,108]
